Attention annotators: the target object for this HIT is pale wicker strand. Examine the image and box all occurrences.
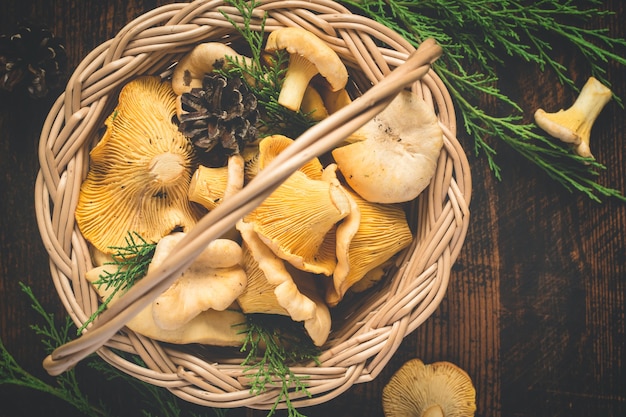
[407,251,452,335]
[67,42,116,113]
[106,8,184,61]
[366,318,412,380]
[49,172,69,255]
[96,348,191,388]
[41,101,69,187]
[70,231,94,315]
[281,363,365,410]
[48,267,82,325]
[177,364,246,393]
[258,0,349,16]
[34,175,68,273]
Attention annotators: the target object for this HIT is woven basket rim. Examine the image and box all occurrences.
[34,0,472,410]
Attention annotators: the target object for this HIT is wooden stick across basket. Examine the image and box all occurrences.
[35,0,472,410]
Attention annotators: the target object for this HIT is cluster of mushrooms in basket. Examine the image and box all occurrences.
[75,26,444,348]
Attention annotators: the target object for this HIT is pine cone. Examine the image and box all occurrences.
[0,20,67,99]
[179,73,259,166]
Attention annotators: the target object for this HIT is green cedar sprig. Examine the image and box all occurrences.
[238,314,321,417]
[1,283,228,417]
[78,232,156,334]
[341,0,626,202]
[219,0,316,138]
[0,283,114,417]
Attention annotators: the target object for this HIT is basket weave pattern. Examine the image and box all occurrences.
[35,0,471,410]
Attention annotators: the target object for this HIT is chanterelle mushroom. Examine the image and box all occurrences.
[149,232,247,331]
[75,76,204,254]
[332,89,443,204]
[237,220,331,346]
[187,164,229,210]
[256,135,323,179]
[382,359,476,417]
[301,84,330,121]
[85,264,246,346]
[316,81,352,115]
[265,26,348,112]
[534,76,612,159]
[249,166,350,275]
[188,153,245,211]
[328,171,413,306]
[245,136,348,275]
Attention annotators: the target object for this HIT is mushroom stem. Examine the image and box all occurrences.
[149,152,186,184]
[534,76,612,158]
[188,165,228,210]
[223,154,245,200]
[265,27,348,113]
[278,54,319,111]
[422,404,444,417]
[566,78,612,143]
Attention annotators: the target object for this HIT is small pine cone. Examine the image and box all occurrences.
[0,20,68,99]
[179,73,259,166]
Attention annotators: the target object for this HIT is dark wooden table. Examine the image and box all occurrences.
[1,1,624,416]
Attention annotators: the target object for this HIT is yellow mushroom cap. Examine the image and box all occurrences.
[301,84,330,121]
[172,42,245,95]
[348,259,393,293]
[248,168,350,275]
[315,82,352,115]
[257,134,324,179]
[382,359,477,417]
[238,238,291,317]
[327,184,413,307]
[75,76,204,254]
[237,220,332,346]
[265,26,348,112]
[242,136,340,276]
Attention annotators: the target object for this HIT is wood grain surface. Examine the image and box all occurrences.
[1,1,624,416]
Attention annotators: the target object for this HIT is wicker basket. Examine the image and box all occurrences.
[35,0,471,411]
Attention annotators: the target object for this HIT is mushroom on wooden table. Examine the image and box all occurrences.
[534,76,612,159]
[382,358,476,417]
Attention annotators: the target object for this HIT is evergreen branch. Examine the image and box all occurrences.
[0,283,114,417]
[78,232,156,334]
[219,0,316,138]
[238,314,321,417]
[341,0,626,202]
[2,284,227,417]
[438,65,620,202]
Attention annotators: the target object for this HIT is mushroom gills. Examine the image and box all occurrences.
[75,76,204,254]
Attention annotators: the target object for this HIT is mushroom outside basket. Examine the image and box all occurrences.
[34,0,472,411]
